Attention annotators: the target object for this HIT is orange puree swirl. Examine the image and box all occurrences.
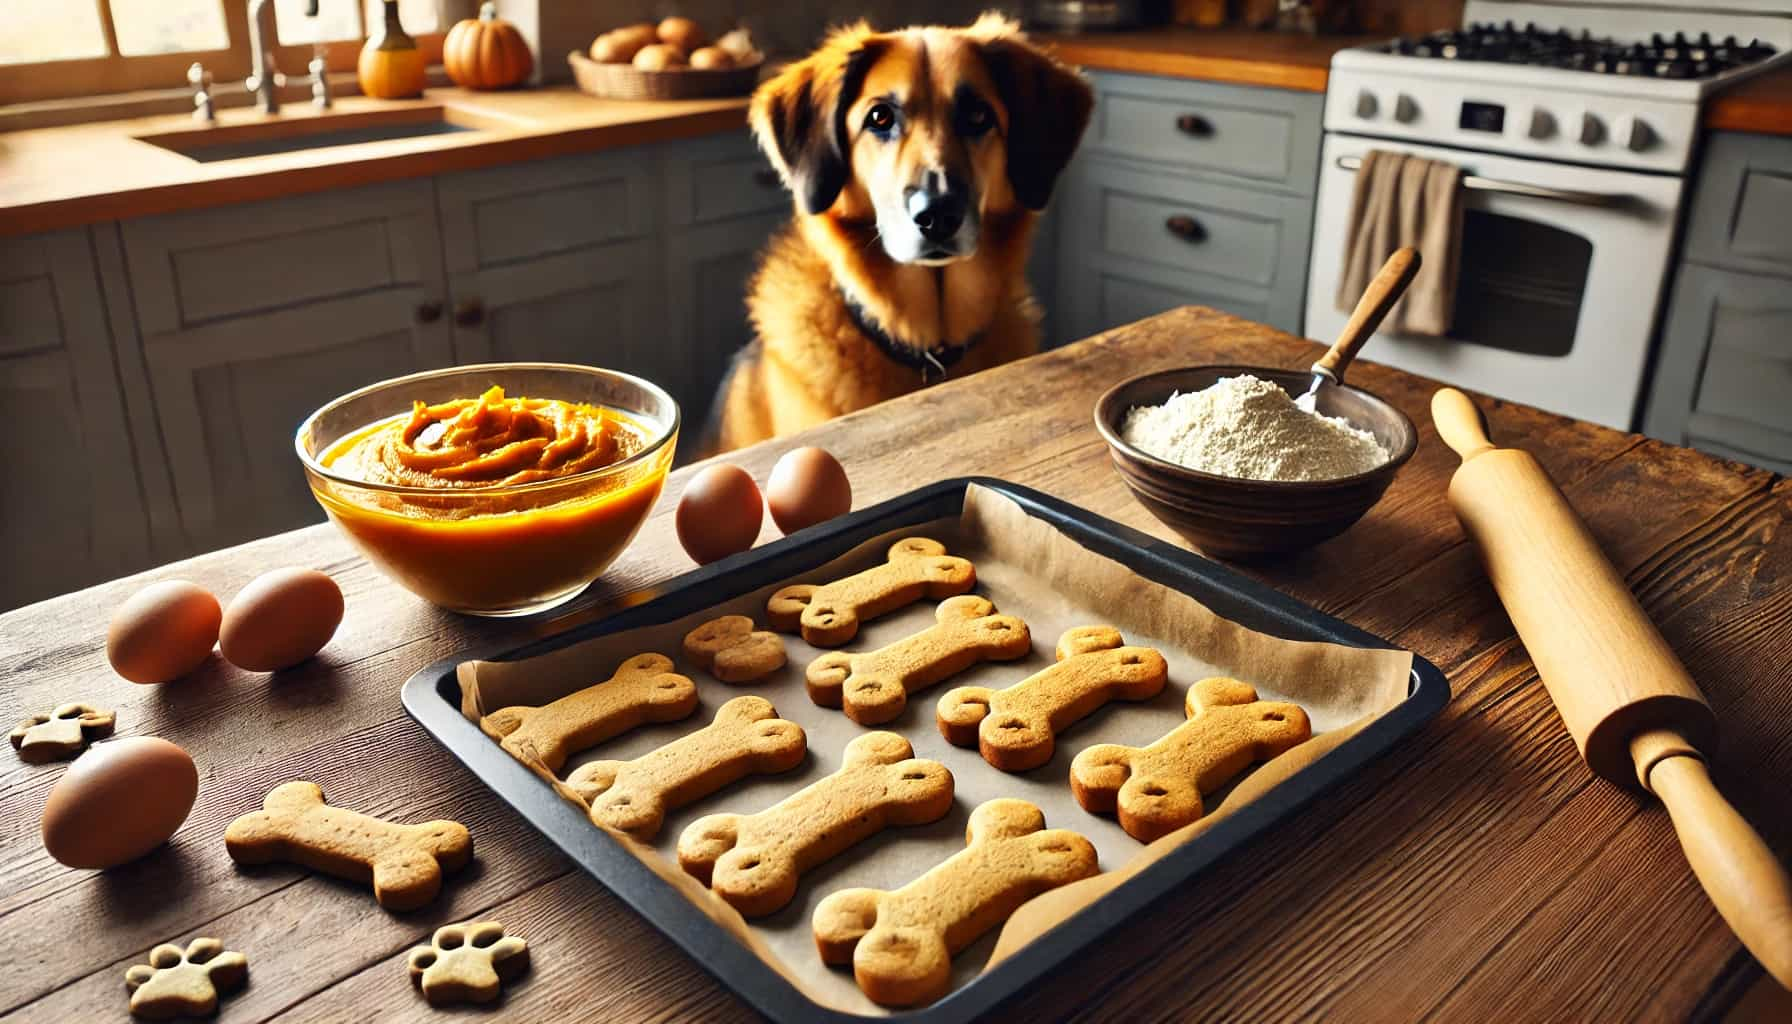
[330,386,645,489]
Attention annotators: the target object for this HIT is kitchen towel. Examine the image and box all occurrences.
[1337,149,1465,337]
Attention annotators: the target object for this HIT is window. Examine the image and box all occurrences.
[0,0,459,108]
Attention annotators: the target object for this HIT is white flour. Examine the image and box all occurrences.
[1120,375,1390,482]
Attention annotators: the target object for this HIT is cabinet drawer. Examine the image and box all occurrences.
[1686,132,1792,276]
[1099,268,1272,330]
[437,147,659,271]
[664,133,788,226]
[1083,70,1323,192]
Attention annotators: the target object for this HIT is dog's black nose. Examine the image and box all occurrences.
[907,187,967,244]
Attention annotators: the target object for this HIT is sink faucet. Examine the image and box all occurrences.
[246,0,321,114]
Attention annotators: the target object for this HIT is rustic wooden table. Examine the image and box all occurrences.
[3,308,1787,1022]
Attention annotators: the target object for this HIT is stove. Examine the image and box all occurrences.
[1304,1,1792,431]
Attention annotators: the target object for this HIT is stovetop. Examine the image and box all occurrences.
[1382,22,1778,81]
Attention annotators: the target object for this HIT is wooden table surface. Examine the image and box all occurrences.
[1040,28,1378,93]
[1707,64,1792,137]
[2,307,1787,1023]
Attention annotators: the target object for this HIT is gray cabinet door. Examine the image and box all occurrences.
[665,210,786,448]
[1684,132,1792,278]
[122,179,454,552]
[0,229,154,609]
[1644,262,1792,473]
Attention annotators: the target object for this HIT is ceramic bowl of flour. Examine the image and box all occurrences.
[1094,365,1417,559]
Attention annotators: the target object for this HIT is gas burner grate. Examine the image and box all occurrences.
[1382,22,1778,80]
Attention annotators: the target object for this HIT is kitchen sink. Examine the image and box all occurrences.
[135,104,502,163]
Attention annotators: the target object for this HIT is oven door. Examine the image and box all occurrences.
[1305,133,1685,430]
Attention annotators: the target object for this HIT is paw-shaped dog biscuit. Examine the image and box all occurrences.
[807,595,1030,725]
[224,781,471,910]
[124,937,247,1019]
[566,695,806,841]
[679,732,953,917]
[937,626,1168,772]
[407,921,529,1006]
[11,702,115,763]
[683,616,786,683]
[767,537,975,646]
[1072,677,1312,842]
[812,798,1097,1007]
[480,653,698,774]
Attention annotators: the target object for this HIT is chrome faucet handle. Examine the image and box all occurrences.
[310,48,332,109]
[188,62,216,124]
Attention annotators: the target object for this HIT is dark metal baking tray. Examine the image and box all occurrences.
[403,477,1450,1022]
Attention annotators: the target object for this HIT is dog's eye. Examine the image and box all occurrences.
[864,104,897,134]
[959,101,994,136]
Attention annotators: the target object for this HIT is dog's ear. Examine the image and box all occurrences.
[973,16,1093,210]
[750,24,884,216]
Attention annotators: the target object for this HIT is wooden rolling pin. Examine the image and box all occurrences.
[1432,387,1792,988]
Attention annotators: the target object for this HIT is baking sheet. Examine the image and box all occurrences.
[455,485,1413,1016]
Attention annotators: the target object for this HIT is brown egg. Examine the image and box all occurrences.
[107,580,221,684]
[676,464,763,565]
[766,446,852,535]
[633,42,687,70]
[41,736,197,869]
[689,46,734,70]
[657,16,707,52]
[220,568,344,672]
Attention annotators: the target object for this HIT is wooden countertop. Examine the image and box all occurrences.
[1040,27,1375,92]
[2,307,1786,1021]
[0,86,749,237]
[1707,65,1792,136]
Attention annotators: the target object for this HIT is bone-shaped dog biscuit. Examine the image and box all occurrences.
[767,537,975,646]
[566,695,806,841]
[679,732,954,917]
[1072,676,1312,842]
[682,615,787,683]
[812,798,1097,1007]
[11,702,115,763]
[224,781,472,911]
[807,595,1031,725]
[480,653,698,775]
[937,626,1168,772]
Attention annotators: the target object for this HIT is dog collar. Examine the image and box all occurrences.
[839,288,981,386]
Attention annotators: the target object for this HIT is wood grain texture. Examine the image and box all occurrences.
[1039,28,1377,93]
[1707,67,1792,137]
[0,307,1786,1022]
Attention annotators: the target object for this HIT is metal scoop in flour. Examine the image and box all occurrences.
[1296,247,1421,414]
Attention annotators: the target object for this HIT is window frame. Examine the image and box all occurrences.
[0,1,452,108]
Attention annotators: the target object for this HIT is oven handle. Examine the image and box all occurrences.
[1334,155,1637,209]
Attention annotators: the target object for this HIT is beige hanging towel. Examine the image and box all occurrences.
[1336,149,1465,337]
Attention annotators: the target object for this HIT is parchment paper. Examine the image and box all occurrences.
[456,485,1413,1016]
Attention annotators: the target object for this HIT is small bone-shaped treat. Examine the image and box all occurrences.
[224,781,472,911]
[767,537,975,647]
[937,626,1168,772]
[678,732,954,917]
[807,595,1031,725]
[479,653,698,775]
[124,937,247,1020]
[813,798,1097,1007]
[11,702,115,763]
[1072,677,1312,842]
[566,695,806,841]
[682,615,787,683]
[407,921,530,1006]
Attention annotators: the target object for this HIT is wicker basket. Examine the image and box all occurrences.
[568,50,763,100]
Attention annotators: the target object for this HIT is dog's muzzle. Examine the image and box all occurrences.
[893,171,978,264]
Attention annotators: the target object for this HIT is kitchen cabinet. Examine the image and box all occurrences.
[0,229,157,609]
[120,179,455,553]
[1645,132,1792,472]
[1056,70,1323,339]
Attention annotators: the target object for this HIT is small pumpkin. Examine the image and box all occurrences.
[359,0,426,99]
[445,2,534,90]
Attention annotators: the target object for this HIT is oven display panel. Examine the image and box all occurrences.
[1460,101,1506,134]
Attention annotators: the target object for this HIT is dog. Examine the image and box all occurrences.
[710,14,1092,451]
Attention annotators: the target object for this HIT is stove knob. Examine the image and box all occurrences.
[1394,94,1420,123]
[1578,112,1606,145]
[1355,90,1379,118]
[1528,108,1557,140]
[1620,116,1656,152]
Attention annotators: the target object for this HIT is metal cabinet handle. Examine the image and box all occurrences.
[1165,215,1206,242]
[415,301,443,324]
[753,169,781,188]
[453,299,485,327]
[1175,114,1213,137]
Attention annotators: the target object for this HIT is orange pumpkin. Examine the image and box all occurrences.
[445,2,534,90]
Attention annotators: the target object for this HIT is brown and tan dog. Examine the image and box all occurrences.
[711,14,1091,451]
